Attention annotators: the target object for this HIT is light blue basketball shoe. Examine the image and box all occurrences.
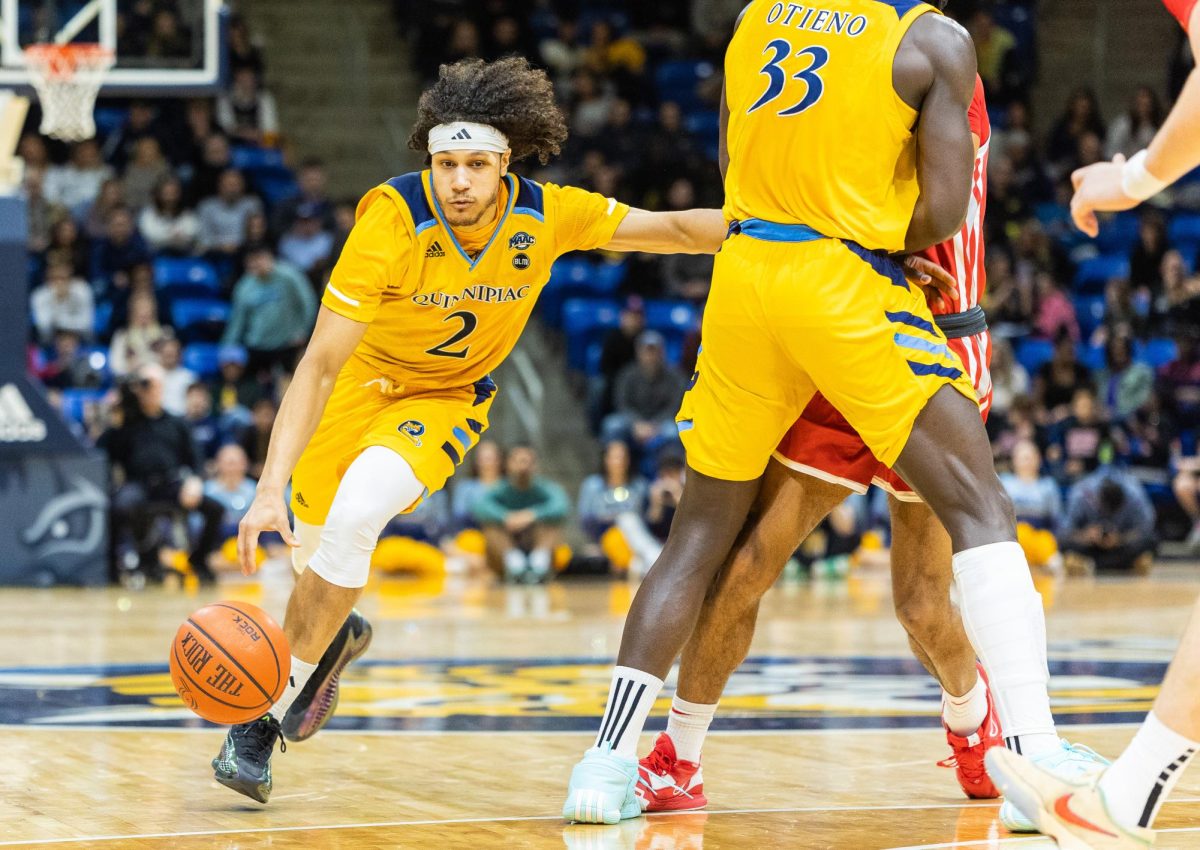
[563,744,642,824]
[1000,740,1111,832]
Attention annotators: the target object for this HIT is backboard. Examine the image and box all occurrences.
[0,0,227,95]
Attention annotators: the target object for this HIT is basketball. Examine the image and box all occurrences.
[168,602,290,725]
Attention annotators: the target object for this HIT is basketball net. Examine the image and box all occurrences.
[23,44,114,142]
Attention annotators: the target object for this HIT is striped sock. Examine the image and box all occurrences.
[1099,711,1199,830]
[594,666,664,759]
[666,695,718,763]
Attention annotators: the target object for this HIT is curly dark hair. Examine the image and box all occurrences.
[408,57,568,165]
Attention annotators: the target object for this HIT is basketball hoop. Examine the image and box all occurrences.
[23,44,114,142]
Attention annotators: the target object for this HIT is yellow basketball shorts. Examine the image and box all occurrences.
[677,229,976,482]
[290,356,495,526]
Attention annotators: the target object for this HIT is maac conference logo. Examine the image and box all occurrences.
[508,231,536,251]
[398,420,425,447]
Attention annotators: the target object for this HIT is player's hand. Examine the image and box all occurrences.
[1070,154,1138,238]
[237,490,298,575]
[903,255,959,311]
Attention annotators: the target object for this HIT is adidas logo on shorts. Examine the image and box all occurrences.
[425,241,446,258]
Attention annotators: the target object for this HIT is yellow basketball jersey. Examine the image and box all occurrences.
[722,0,938,252]
[324,170,629,388]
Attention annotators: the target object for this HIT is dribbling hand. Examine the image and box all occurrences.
[237,491,299,576]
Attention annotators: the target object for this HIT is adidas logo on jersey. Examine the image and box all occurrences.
[0,384,47,443]
[425,241,446,258]
[451,129,473,140]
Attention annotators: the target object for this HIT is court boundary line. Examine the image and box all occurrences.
[886,826,1200,850]
[4,801,1199,847]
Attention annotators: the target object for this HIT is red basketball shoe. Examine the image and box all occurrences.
[938,664,1003,799]
[636,733,707,812]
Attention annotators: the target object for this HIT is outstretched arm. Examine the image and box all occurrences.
[895,14,977,252]
[600,207,728,254]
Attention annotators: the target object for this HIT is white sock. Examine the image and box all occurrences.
[942,673,988,737]
[952,541,1059,756]
[1099,711,1199,830]
[666,695,717,763]
[267,655,318,722]
[594,665,664,759]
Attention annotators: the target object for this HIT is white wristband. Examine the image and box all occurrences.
[1121,150,1169,201]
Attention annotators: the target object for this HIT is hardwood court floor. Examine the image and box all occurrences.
[2,564,1199,849]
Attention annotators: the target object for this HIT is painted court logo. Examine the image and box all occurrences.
[398,420,426,446]
[508,232,536,251]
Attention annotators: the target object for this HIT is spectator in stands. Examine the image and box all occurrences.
[277,203,334,282]
[583,19,646,100]
[1098,278,1150,343]
[539,17,585,84]
[272,157,333,236]
[196,168,263,258]
[1119,391,1177,491]
[109,291,169,377]
[1161,253,1200,329]
[579,440,659,573]
[1047,386,1113,484]
[473,444,570,583]
[17,132,49,172]
[968,8,1016,101]
[983,157,1032,247]
[204,443,258,537]
[227,15,265,79]
[1106,86,1164,160]
[189,133,232,203]
[182,99,221,165]
[239,397,277,480]
[660,180,714,301]
[90,206,151,304]
[1000,439,1062,530]
[1059,465,1156,575]
[989,101,1033,172]
[1013,221,1068,291]
[101,363,224,583]
[1158,325,1200,424]
[22,166,54,254]
[103,101,176,171]
[122,137,171,211]
[597,296,645,418]
[1098,330,1155,420]
[222,243,317,377]
[451,439,504,529]
[147,9,191,60]
[139,175,198,255]
[44,139,113,210]
[1033,273,1080,343]
[984,251,1034,333]
[30,259,94,345]
[645,452,686,544]
[1174,454,1200,549]
[82,178,128,240]
[328,199,357,266]
[1130,211,1169,296]
[569,70,615,138]
[484,15,530,62]
[989,338,1031,420]
[1047,88,1106,177]
[216,68,280,146]
[157,337,197,417]
[39,328,103,390]
[602,330,687,452]
[46,216,89,278]
[209,344,260,424]
[1036,332,1093,422]
[184,381,223,463]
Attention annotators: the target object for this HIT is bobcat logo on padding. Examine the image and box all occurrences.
[398,420,426,447]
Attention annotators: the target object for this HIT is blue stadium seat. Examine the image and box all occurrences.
[58,388,107,425]
[1073,293,1107,339]
[1169,214,1200,245]
[562,298,621,372]
[644,300,699,335]
[154,257,220,294]
[1095,212,1140,253]
[1073,254,1129,291]
[171,299,231,343]
[655,60,716,110]
[1077,342,1106,371]
[230,145,286,171]
[93,301,113,338]
[1137,338,1178,369]
[93,107,128,139]
[182,342,223,378]
[254,172,299,207]
[1014,337,1055,376]
[684,110,720,142]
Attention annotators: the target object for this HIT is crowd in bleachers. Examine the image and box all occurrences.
[401,0,1200,575]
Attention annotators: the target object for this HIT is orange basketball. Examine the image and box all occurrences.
[168,601,290,725]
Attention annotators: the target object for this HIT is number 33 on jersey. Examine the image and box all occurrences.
[323,170,629,389]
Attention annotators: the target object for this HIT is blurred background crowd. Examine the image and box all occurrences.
[20,0,1200,585]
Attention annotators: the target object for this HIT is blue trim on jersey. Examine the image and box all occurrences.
[386,173,436,232]
[872,0,928,19]
[841,240,908,289]
[516,176,545,215]
[885,310,937,335]
[907,360,964,380]
[466,418,485,434]
[452,427,471,452]
[442,441,461,465]
[512,207,545,222]
[473,375,498,406]
[426,172,518,271]
[677,419,694,432]
[732,219,825,243]
[894,333,952,359]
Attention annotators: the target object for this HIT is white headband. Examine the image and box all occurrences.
[427,121,510,154]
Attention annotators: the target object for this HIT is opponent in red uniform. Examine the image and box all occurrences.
[638,78,1012,814]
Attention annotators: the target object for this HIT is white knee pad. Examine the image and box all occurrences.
[291,518,323,576]
[307,446,426,589]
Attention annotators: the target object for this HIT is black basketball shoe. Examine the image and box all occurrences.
[212,714,285,804]
[280,608,373,743]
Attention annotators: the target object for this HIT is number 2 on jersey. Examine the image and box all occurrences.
[426,310,477,359]
[748,40,829,116]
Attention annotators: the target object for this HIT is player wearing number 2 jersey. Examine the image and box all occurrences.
[210,57,727,805]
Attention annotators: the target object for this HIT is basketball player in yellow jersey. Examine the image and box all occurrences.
[566,1,1105,824]
[209,57,728,804]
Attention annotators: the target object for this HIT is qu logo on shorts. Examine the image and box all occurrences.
[398,420,426,447]
[508,232,536,251]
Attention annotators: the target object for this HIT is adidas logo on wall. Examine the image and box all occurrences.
[0,384,47,443]
[425,241,446,258]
